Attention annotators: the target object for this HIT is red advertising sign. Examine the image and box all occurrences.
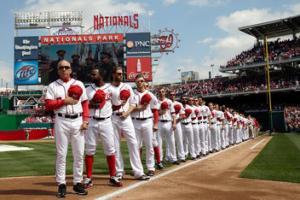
[127,57,152,81]
[40,33,124,45]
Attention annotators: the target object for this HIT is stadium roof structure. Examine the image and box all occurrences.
[239,14,300,39]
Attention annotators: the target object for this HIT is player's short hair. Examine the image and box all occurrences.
[112,66,123,74]
[90,66,104,77]
[57,60,71,68]
[135,73,144,80]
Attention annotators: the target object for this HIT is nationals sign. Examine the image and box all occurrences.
[41,33,124,44]
[94,13,139,30]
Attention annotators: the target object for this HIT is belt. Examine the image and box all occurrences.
[57,113,82,119]
[160,120,171,123]
[132,117,152,121]
[181,122,190,125]
[192,123,198,125]
[92,116,110,121]
[113,112,122,116]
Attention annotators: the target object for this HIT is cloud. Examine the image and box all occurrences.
[22,0,147,31]
[0,60,13,88]
[163,0,177,6]
[197,37,214,44]
[153,60,180,84]
[188,0,230,7]
[206,5,300,70]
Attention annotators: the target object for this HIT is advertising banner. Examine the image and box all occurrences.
[126,57,152,81]
[14,36,39,60]
[14,61,39,85]
[41,33,124,45]
[126,32,151,57]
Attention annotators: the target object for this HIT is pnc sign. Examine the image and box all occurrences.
[126,32,151,57]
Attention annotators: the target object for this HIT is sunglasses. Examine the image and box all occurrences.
[116,72,123,75]
[136,80,144,83]
[58,66,71,70]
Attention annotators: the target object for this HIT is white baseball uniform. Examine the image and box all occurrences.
[85,83,114,156]
[216,110,225,149]
[110,82,145,178]
[157,98,178,162]
[45,78,87,185]
[181,104,196,158]
[131,89,158,171]
[172,101,186,160]
[201,105,211,154]
[192,105,200,156]
[210,109,218,151]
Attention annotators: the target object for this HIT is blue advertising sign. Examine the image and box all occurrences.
[14,61,39,85]
[126,32,151,57]
[14,36,39,60]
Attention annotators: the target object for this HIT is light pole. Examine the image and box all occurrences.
[177,68,182,83]
[210,64,214,78]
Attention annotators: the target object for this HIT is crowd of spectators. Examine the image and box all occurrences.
[285,106,300,132]
[0,89,13,96]
[222,37,300,68]
[152,76,299,97]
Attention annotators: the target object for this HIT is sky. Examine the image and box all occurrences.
[1,0,300,88]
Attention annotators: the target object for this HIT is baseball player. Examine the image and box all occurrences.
[110,67,149,180]
[181,96,196,160]
[214,104,224,150]
[144,83,163,169]
[131,74,159,176]
[225,107,234,146]
[247,115,254,139]
[45,60,89,198]
[208,102,218,152]
[192,98,201,158]
[232,110,239,144]
[83,67,122,188]
[169,91,186,162]
[157,88,179,164]
[198,98,211,156]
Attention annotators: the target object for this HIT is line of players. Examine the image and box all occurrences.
[82,66,260,189]
[47,60,260,198]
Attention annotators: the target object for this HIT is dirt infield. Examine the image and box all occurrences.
[1,135,300,200]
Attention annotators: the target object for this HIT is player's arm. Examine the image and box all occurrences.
[80,86,90,130]
[170,102,176,130]
[152,108,159,131]
[81,100,89,130]
[44,86,76,111]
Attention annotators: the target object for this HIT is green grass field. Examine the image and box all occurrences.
[240,133,300,183]
[0,140,138,178]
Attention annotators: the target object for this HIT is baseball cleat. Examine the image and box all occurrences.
[83,178,93,188]
[136,174,150,181]
[109,176,123,187]
[146,170,155,176]
[172,161,180,165]
[156,162,164,170]
[57,184,66,198]
[116,174,123,181]
[73,183,88,195]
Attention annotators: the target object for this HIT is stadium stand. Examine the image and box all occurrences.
[153,15,300,132]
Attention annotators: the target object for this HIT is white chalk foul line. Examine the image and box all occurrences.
[250,139,266,150]
[94,137,265,200]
